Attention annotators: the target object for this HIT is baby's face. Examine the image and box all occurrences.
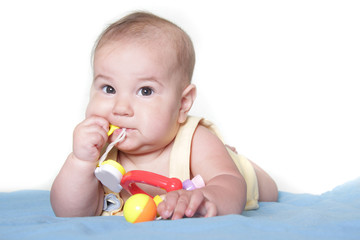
[86,40,185,154]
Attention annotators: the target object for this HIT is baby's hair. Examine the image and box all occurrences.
[93,11,195,83]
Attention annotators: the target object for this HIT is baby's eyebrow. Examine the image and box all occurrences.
[93,74,114,83]
[92,74,164,87]
[137,76,164,87]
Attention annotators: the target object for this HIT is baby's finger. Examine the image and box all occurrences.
[171,193,190,220]
[84,116,109,133]
[158,191,178,219]
[84,117,109,143]
[201,201,217,218]
[184,190,205,217]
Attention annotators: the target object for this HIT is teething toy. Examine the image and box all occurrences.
[123,194,157,223]
[94,125,126,192]
[122,174,204,223]
[94,124,207,223]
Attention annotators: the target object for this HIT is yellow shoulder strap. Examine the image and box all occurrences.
[169,116,202,181]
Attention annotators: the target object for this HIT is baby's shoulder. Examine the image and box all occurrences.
[193,124,218,139]
[191,125,228,157]
[193,123,222,142]
[189,124,236,177]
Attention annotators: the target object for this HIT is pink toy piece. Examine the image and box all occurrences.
[182,175,205,190]
[192,175,205,188]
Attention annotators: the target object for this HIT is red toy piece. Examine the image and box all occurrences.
[121,170,183,196]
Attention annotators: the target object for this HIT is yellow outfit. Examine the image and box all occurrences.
[101,116,259,216]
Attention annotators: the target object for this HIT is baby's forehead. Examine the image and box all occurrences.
[96,37,177,64]
[94,22,192,84]
[94,38,183,78]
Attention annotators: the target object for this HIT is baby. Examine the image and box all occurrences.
[50,11,278,220]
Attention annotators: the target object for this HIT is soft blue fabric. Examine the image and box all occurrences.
[1,178,359,240]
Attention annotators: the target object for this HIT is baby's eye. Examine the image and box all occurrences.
[102,85,116,94]
[137,87,154,96]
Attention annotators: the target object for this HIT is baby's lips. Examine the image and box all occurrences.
[112,128,124,136]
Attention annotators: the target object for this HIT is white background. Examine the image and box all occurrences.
[0,0,359,194]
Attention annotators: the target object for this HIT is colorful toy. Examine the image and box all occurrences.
[120,171,183,223]
[94,124,206,223]
[123,194,157,223]
[122,174,205,223]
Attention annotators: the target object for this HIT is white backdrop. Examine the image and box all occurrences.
[0,0,359,194]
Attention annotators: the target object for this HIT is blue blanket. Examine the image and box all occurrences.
[1,178,359,240]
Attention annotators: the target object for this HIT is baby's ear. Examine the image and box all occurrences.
[178,84,197,123]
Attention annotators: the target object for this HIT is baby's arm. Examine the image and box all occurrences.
[157,126,247,219]
[50,116,108,217]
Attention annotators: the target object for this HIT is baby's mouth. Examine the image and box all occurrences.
[110,128,127,139]
[112,128,124,136]
[111,128,127,143]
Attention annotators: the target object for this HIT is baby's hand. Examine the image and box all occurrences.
[73,116,109,162]
[157,189,217,220]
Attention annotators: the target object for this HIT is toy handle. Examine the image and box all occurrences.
[121,170,183,197]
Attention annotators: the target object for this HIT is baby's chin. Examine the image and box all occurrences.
[114,141,145,155]
[114,141,159,157]
[111,130,168,156]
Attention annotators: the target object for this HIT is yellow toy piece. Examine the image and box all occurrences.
[101,160,125,175]
[153,195,163,207]
[108,124,120,136]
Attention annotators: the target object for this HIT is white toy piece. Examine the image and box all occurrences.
[94,126,126,193]
[95,159,125,192]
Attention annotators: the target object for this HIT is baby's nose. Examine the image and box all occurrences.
[112,98,134,117]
